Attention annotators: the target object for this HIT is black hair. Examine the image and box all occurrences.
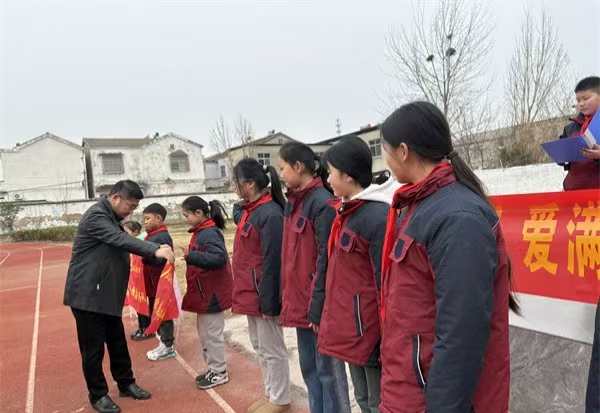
[325,136,373,189]
[279,142,333,193]
[575,76,600,94]
[233,158,286,209]
[181,196,228,230]
[109,180,144,200]
[123,220,142,234]
[373,170,391,185]
[381,101,520,315]
[143,203,167,220]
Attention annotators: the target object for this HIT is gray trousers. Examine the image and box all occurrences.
[247,316,291,405]
[196,312,227,373]
[349,363,381,413]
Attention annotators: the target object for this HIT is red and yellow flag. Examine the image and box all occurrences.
[125,254,149,316]
[145,261,179,334]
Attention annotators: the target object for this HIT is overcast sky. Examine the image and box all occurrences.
[1,0,599,152]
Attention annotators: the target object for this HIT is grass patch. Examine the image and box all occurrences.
[12,226,77,242]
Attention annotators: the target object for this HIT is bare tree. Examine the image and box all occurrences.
[209,114,254,180]
[454,98,498,169]
[505,8,574,125]
[383,0,494,133]
[501,7,575,166]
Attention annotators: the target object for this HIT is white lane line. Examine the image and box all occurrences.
[0,250,11,267]
[174,353,237,413]
[0,285,37,293]
[25,249,43,413]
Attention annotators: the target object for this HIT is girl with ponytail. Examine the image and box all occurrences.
[378,101,519,413]
[231,158,291,413]
[180,196,233,390]
[278,142,351,413]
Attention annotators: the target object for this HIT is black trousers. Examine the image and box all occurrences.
[72,308,135,402]
[586,299,600,413]
[147,297,175,347]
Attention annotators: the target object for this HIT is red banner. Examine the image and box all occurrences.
[145,261,179,335]
[491,189,600,304]
[125,254,149,316]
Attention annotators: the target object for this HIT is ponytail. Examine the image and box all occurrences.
[207,200,228,230]
[279,142,333,194]
[265,164,286,209]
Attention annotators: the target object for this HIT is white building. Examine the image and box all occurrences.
[0,133,86,202]
[83,132,205,198]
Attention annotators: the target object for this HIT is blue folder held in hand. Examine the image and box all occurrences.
[541,111,600,164]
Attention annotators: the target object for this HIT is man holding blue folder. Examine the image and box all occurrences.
[556,76,600,191]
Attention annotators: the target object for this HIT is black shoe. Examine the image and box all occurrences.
[132,332,155,341]
[119,383,152,400]
[91,395,121,413]
[130,329,142,339]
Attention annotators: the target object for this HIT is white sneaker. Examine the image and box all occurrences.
[146,342,165,359]
[148,343,176,361]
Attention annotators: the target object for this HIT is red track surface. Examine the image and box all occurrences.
[0,243,309,413]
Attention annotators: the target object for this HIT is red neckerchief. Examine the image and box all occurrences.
[380,163,455,321]
[286,179,323,210]
[581,115,592,134]
[145,225,169,241]
[237,193,273,230]
[188,219,216,249]
[327,198,366,257]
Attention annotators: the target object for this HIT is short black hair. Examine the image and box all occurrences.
[109,180,144,200]
[575,76,600,94]
[143,203,167,220]
[123,220,142,233]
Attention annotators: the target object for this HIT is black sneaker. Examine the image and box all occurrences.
[132,332,155,341]
[130,329,142,340]
[195,370,210,383]
[196,370,229,390]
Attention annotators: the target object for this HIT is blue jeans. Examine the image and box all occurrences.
[586,299,600,413]
[296,328,350,413]
[348,363,381,413]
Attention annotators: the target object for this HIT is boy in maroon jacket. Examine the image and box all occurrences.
[558,76,600,191]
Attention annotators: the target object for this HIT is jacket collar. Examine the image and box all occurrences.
[392,163,456,209]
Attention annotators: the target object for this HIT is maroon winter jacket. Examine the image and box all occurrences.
[380,163,510,413]
[142,226,173,298]
[318,192,388,367]
[182,219,233,314]
[232,194,284,317]
[280,179,335,328]
[559,112,600,191]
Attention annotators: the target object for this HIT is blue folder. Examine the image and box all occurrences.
[541,111,600,164]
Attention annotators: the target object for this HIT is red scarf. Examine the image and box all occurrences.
[286,179,324,210]
[145,225,169,241]
[380,163,454,321]
[237,193,273,230]
[581,115,592,134]
[327,199,366,257]
[188,219,216,250]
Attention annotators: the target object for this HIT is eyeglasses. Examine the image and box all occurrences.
[119,195,139,210]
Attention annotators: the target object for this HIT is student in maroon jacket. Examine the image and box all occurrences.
[278,142,350,413]
[319,136,400,413]
[180,196,233,390]
[378,101,520,413]
[141,203,177,362]
[231,159,292,413]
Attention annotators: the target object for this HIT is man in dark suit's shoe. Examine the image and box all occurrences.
[119,383,152,400]
[91,395,121,413]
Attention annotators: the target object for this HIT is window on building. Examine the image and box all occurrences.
[368,139,382,158]
[257,153,271,166]
[169,144,175,150]
[170,151,190,172]
[220,165,227,178]
[101,153,124,175]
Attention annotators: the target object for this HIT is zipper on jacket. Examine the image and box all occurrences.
[412,334,427,392]
[252,269,260,294]
[353,295,363,337]
[196,278,204,298]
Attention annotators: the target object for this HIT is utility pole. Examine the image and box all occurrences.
[335,118,342,136]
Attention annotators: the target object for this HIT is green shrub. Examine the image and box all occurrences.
[12,226,77,242]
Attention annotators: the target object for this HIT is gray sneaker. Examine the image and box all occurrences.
[196,370,229,390]
[147,343,176,361]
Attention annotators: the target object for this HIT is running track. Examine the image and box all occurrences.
[0,243,309,413]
